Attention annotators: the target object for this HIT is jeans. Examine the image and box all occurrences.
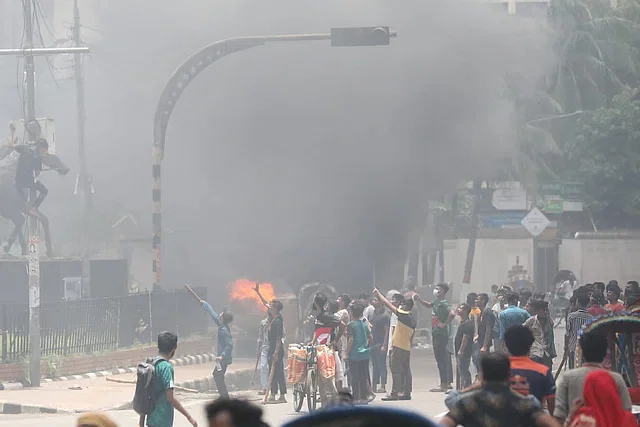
[433,334,451,386]
[259,347,269,390]
[213,362,229,398]
[390,347,411,397]
[471,342,481,375]
[568,351,575,369]
[493,338,503,353]
[268,353,287,396]
[370,344,388,388]
[349,359,370,401]
[457,354,472,389]
[17,180,48,209]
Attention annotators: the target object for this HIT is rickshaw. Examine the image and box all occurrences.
[576,311,640,405]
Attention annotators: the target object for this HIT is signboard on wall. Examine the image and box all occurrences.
[492,188,528,211]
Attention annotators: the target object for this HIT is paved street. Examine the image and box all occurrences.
[0,350,446,426]
[0,361,255,412]
[0,324,569,426]
[0,388,450,426]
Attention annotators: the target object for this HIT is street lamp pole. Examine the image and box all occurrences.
[151,28,397,291]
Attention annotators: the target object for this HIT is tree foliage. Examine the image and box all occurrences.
[502,0,640,226]
[567,88,640,227]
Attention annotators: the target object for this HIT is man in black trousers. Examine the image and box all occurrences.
[266,299,287,404]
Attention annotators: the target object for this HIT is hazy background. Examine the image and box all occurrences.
[0,0,553,292]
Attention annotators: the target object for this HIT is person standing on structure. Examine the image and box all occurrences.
[8,121,50,215]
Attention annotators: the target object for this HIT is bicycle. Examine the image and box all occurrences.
[292,344,320,413]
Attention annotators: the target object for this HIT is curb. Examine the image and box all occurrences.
[0,401,76,415]
[0,353,216,390]
[106,368,256,412]
[0,366,256,414]
[178,367,255,393]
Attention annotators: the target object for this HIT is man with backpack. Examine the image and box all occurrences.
[135,331,198,427]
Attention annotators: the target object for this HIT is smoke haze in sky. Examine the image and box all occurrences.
[0,0,552,292]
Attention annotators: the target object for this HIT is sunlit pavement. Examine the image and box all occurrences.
[0,350,446,426]
[0,387,450,427]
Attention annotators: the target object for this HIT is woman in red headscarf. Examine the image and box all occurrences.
[567,370,638,427]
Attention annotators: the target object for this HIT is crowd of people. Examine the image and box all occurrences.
[441,279,640,427]
[79,279,640,427]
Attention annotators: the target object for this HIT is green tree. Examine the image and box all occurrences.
[547,0,640,112]
[566,88,640,227]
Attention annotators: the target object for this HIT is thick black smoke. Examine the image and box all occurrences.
[0,0,552,291]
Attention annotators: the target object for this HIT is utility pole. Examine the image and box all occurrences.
[0,0,89,387]
[73,0,91,298]
[23,0,41,389]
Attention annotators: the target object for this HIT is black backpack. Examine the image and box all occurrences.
[133,357,165,415]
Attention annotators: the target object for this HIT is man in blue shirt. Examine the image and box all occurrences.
[498,292,530,350]
[201,299,233,399]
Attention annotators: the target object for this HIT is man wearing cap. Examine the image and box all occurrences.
[605,282,624,314]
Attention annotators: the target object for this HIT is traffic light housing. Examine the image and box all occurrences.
[331,27,390,47]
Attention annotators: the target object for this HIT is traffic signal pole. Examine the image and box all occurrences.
[152,27,397,290]
[0,0,90,387]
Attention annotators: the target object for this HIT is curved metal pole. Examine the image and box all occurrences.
[152,33,332,289]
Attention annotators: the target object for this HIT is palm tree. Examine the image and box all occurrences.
[547,0,640,112]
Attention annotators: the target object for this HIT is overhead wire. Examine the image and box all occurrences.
[16,0,28,120]
[33,0,62,87]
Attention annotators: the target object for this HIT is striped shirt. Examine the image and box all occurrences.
[565,309,592,352]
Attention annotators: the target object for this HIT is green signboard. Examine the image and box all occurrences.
[544,198,564,214]
[539,182,584,200]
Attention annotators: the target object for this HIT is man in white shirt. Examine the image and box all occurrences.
[337,294,352,389]
[385,290,402,356]
[359,293,375,322]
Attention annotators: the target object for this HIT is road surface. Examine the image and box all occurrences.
[0,387,450,427]
[0,324,569,426]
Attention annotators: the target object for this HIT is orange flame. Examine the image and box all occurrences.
[228,279,276,311]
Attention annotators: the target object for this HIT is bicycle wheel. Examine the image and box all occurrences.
[293,382,305,412]
[306,368,318,413]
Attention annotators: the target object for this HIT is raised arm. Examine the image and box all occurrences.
[201,300,221,326]
[373,288,398,315]
[0,122,16,160]
[253,282,270,309]
[413,294,433,309]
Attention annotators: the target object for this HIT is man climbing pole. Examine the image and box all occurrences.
[8,121,50,216]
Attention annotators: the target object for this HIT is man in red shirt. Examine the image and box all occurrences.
[605,283,624,313]
[587,292,608,317]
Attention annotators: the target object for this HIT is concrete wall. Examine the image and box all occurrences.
[559,239,640,285]
[444,238,533,302]
[443,237,640,302]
